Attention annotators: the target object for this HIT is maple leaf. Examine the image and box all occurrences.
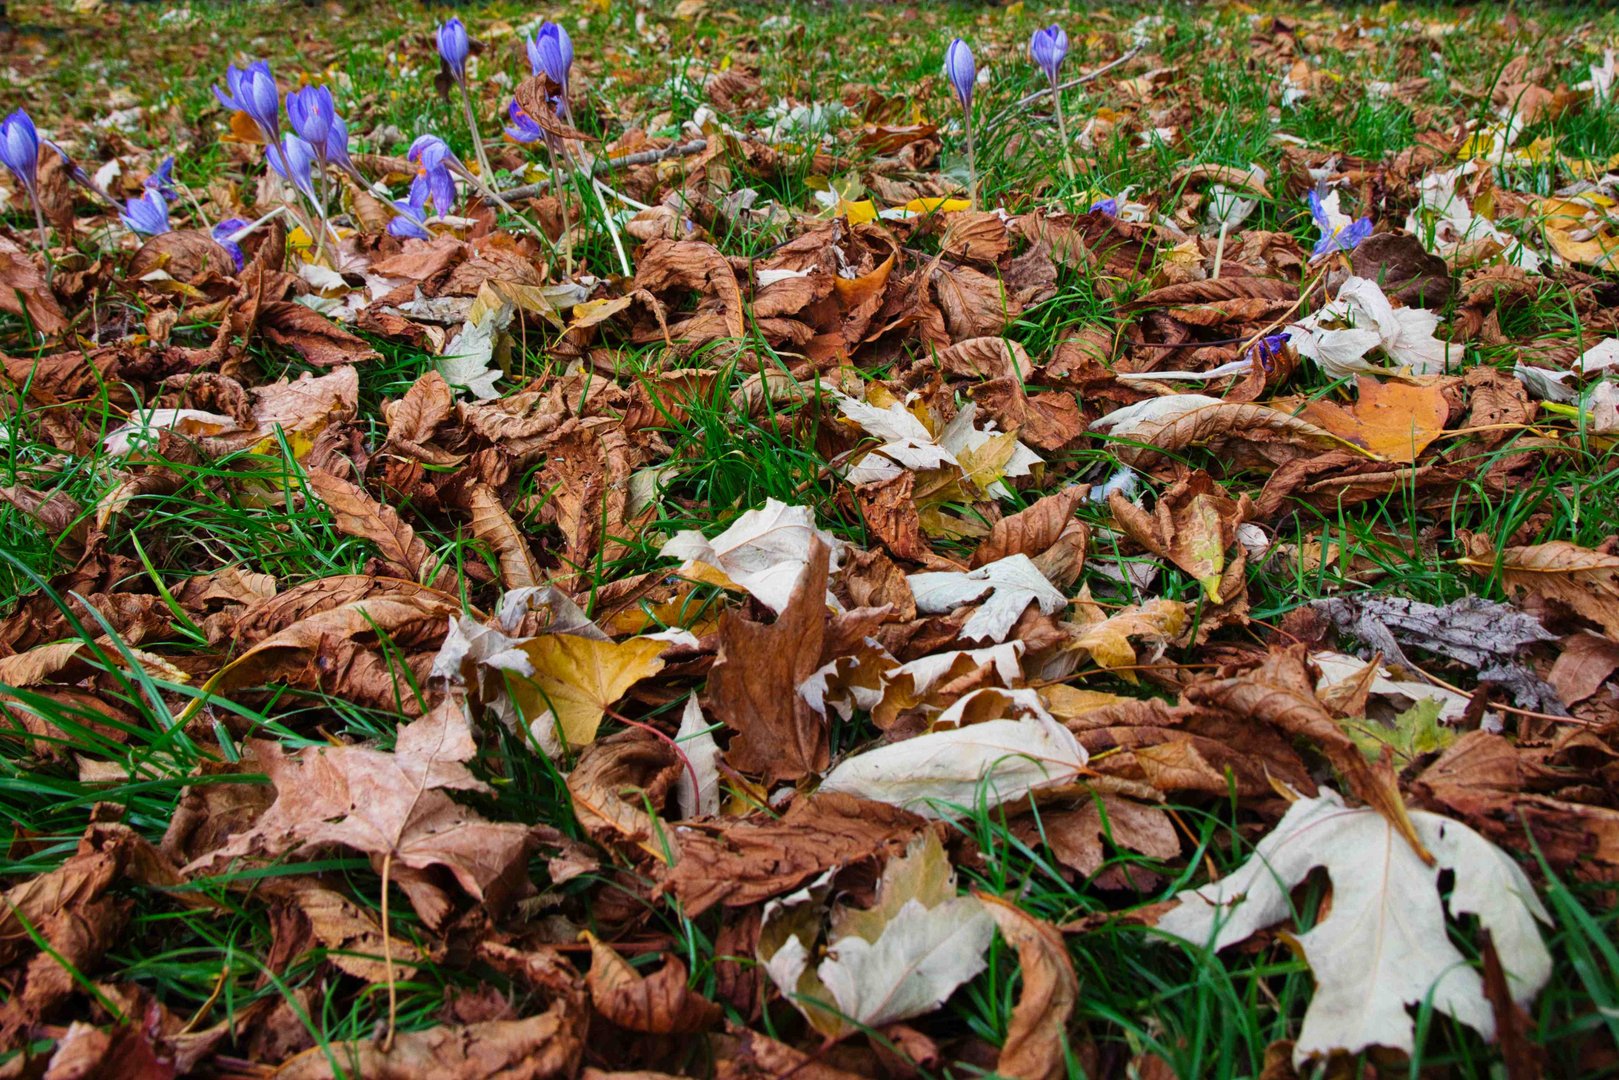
[185,700,530,928]
[660,498,843,615]
[907,554,1068,643]
[1158,789,1552,1067]
[758,831,995,1037]
[1297,376,1451,462]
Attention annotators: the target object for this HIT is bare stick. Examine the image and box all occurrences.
[496,138,709,200]
[991,44,1145,126]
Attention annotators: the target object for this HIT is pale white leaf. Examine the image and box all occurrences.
[660,498,844,615]
[1157,789,1552,1067]
[673,696,721,819]
[907,554,1067,642]
[819,708,1088,819]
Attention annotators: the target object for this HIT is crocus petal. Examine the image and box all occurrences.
[945,38,975,109]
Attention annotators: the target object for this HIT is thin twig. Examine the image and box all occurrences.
[495,139,709,200]
[991,43,1146,126]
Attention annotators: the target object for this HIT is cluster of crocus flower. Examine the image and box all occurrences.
[212,58,374,260]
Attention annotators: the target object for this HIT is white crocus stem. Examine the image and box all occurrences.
[1050,75,1076,182]
[225,205,287,245]
[458,82,496,185]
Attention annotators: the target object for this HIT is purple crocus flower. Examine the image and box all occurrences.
[388,187,432,241]
[285,86,335,160]
[527,21,574,92]
[121,190,170,236]
[1248,331,1291,371]
[1029,25,1068,85]
[212,217,248,269]
[268,133,319,202]
[0,108,40,195]
[214,60,282,145]
[504,100,544,144]
[144,155,178,199]
[438,17,471,82]
[945,38,975,111]
[1308,190,1372,257]
[1089,197,1119,216]
[407,134,457,216]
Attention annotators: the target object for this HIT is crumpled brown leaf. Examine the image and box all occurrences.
[585,933,723,1034]
[977,892,1080,1080]
[705,537,831,780]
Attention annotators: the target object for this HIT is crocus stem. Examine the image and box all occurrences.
[458,82,495,184]
[29,194,52,287]
[225,205,286,245]
[1051,80,1077,182]
[454,163,559,258]
[964,111,978,208]
[546,138,574,277]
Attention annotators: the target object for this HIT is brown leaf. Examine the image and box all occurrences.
[855,472,931,562]
[259,301,380,365]
[936,336,1031,381]
[975,378,1085,452]
[1548,632,1619,706]
[1097,398,1344,469]
[706,537,831,780]
[977,893,1079,1080]
[465,482,545,589]
[130,229,237,283]
[306,468,440,584]
[631,239,746,352]
[931,263,1017,339]
[1032,794,1180,882]
[1185,648,1428,858]
[182,591,457,721]
[267,880,422,983]
[659,793,933,917]
[566,731,681,857]
[1464,536,1619,642]
[1351,232,1454,309]
[0,241,68,334]
[1109,471,1250,602]
[275,999,584,1079]
[514,74,598,142]
[585,933,723,1033]
[185,702,530,928]
[971,487,1086,568]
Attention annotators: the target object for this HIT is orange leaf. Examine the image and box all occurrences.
[1300,377,1450,462]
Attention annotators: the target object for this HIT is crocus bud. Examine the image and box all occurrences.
[1029,25,1068,85]
[528,21,574,91]
[121,190,171,236]
[286,86,335,158]
[438,17,471,82]
[0,109,41,194]
[215,61,282,145]
[212,217,248,270]
[145,155,178,199]
[388,187,432,241]
[269,133,319,202]
[945,38,975,111]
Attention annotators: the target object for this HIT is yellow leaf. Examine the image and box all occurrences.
[899,197,972,215]
[1299,377,1450,463]
[224,110,265,145]
[515,635,667,750]
[838,198,879,225]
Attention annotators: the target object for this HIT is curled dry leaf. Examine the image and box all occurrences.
[758,831,994,1038]
[819,698,1088,819]
[1091,395,1345,467]
[585,933,723,1034]
[1463,536,1619,642]
[908,555,1068,643]
[977,892,1080,1080]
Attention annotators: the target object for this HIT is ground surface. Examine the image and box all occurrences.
[2,0,1619,1077]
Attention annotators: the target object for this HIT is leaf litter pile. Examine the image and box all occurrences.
[1,1,1619,1076]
